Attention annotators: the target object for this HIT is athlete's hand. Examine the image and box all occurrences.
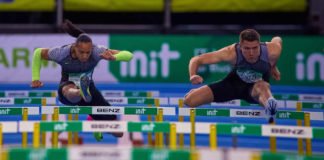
[100,50,116,61]
[271,66,281,81]
[31,80,44,88]
[190,75,203,84]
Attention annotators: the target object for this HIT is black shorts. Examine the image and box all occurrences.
[58,81,117,120]
[208,72,258,104]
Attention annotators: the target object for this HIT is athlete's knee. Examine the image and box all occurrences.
[62,84,76,95]
[62,84,81,103]
[184,94,197,108]
[254,81,270,90]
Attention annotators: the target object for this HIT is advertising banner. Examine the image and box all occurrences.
[109,34,324,86]
[1,34,323,86]
[64,0,306,12]
[0,34,116,83]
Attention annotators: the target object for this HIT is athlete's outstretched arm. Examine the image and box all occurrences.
[268,36,283,81]
[100,49,133,62]
[31,48,49,88]
[188,44,235,84]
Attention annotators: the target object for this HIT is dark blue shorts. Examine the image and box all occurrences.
[208,71,259,104]
[58,81,117,120]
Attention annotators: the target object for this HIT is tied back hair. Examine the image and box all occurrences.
[76,33,92,44]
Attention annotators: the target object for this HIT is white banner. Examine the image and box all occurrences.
[0,34,117,83]
[82,121,127,132]
[262,125,313,138]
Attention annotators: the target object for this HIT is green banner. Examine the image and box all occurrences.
[0,108,22,115]
[40,122,82,132]
[302,102,324,109]
[127,122,170,132]
[217,124,262,136]
[276,111,304,120]
[128,98,155,104]
[195,109,230,116]
[313,128,324,139]
[110,35,324,86]
[8,148,67,160]
[29,92,55,97]
[14,98,42,104]
[125,107,157,115]
[131,148,190,160]
[64,0,305,12]
[59,107,92,114]
[260,152,324,160]
[274,94,299,100]
[125,91,149,97]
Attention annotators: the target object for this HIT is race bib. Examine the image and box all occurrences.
[236,69,263,83]
[68,71,92,87]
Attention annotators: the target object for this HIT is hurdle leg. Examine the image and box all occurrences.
[73,114,79,144]
[52,108,59,148]
[297,102,304,155]
[41,100,47,147]
[68,114,73,145]
[269,121,277,153]
[22,108,28,148]
[190,109,196,150]
[0,124,2,148]
[305,113,312,156]
[178,99,184,148]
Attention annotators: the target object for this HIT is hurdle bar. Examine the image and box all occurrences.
[170,97,324,109]
[0,90,160,98]
[1,120,324,155]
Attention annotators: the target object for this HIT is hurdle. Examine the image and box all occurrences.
[1,146,324,160]
[1,119,324,156]
[180,108,315,155]
[1,105,323,149]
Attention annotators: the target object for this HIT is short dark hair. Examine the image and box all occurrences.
[239,29,260,42]
[76,33,92,44]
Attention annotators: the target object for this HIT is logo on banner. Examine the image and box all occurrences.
[136,108,146,114]
[150,150,169,160]
[120,43,180,78]
[236,111,261,117]
[142,123,155,131]
[106,98,125,103]
[81,151,121,158]
[54,123,68,131]
[28,149,46,160]
[0,108,10,115]
[6,92,26,97]
[278,112,291,118]
[70,108,81,114]
[97,108,121,113]
[296,52,324,81]
[271,128,304,135]
[91,123,121,129]
[103,92,122,97]
[23,98,32,104]
[231,125,246,134]
[207,110,218,116]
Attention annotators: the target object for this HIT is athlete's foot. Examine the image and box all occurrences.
[265,98,278,123]
[93,132,103,142]
[79,74,92,102]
